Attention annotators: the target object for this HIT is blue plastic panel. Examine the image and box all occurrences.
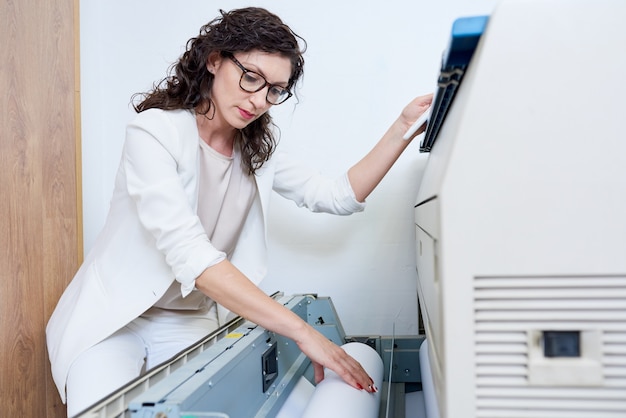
[420,15,489,152]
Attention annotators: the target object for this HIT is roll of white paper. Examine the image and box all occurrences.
[275,376,316,418]
[301,342,384,418]
[419,339,440,418]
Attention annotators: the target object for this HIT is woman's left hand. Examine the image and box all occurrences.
[399,93,434,139]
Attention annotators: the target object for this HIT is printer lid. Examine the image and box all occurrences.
[420,15,489,153]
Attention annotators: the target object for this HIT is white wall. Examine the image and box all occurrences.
[80,0,498,336]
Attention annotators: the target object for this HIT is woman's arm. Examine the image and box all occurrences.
[348,94,433,202]
[194,95,432,391]
[194,259,376,392]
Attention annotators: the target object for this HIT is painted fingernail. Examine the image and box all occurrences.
[357,383,364,390]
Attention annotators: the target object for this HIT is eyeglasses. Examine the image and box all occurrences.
[226,54,293,105]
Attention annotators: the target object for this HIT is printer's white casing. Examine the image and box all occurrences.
[415,1,626,417]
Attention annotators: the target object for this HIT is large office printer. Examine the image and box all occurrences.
[415,0,626,417]
[73,293,424,418]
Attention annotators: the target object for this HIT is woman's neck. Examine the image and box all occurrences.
[196,113,237,157]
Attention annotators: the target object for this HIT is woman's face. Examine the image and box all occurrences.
[207,50,292,130]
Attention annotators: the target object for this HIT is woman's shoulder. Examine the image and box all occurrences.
[130,108,195,128]
[126,109,199,156]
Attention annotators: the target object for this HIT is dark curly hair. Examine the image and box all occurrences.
[132,7,306,174]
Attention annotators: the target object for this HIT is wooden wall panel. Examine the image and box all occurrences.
[0,0,80,416]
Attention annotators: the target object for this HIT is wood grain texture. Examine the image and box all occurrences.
[0,0,80,416]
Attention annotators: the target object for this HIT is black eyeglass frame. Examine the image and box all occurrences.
[225,53,293,105]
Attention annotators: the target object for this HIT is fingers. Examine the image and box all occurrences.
[419,92,434,105]
[296,327,378,393]
[312,344,376,392]
[334,349,377,393]
[415,94,434,117]
[411,93,434,111]
[354,366,378,393]
[400,93,434,130]
[313,362,325,384]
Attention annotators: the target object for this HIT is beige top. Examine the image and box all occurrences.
[144,139,257,315]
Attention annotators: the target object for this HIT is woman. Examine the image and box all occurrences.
[46,7,432,416]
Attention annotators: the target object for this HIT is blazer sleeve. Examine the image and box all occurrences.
[123,109,225,295]
[271,151,366,215]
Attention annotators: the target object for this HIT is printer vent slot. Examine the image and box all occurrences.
[473,275,626,417]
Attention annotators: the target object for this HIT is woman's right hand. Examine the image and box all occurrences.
[195,260,376,392]
[293,323,377,393]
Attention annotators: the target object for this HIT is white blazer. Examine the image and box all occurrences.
[46,108,365,401]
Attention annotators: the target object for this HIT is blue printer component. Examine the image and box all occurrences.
[126,295,345,418]
[420,15,488,152]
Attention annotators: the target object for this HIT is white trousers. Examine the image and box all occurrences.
[65,309,218,417]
